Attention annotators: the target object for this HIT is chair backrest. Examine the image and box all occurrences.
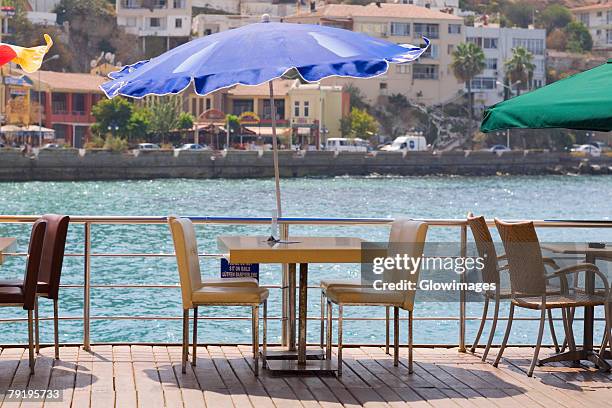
[467,214,500,285]
[168,216,202,309]
[23,219,47,310]
[495,218,547,296]
[391,220,428,311]
[38,214,70,299]
[389,218,406,242]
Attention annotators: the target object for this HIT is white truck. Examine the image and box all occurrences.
[325,138,369,152]
[381,134,428,152]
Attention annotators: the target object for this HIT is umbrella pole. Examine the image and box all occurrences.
[269,81,282,218]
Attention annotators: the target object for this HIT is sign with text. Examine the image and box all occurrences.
[220,258,259,280]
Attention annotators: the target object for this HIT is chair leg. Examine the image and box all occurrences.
[561,307,576,352]
[337,305,343,377]
[326,301,333,361]
[182,309,189,374]
[253,305,260,377]
[528,305,547,377]
[34,297,40,354]
[470,297,489,354]
[263,301,268,369]
[408,309,414,374]
[482,297,500,362]
[385,306,390,355]
[493,303,515,368]
[560,307,576,353]
[27,309,35,375]
[192,306,198,366]
[320,291,325,350]
[547,309,560,353]
[393,306,399,367]
[53,299,59,360]
[599,302,612,360]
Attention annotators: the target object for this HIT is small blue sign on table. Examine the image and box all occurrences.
[220,258,259,280]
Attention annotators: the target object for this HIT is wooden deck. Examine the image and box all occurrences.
[0,345,611,407]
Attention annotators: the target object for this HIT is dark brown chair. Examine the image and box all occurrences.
[0,219,47,374]
[467,214,561,362]
[0,214,70,359]
[494,218,612,377]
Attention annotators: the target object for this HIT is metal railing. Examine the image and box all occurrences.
[1,215,611,351]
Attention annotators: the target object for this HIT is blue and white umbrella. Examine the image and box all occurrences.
[101,19,428,217]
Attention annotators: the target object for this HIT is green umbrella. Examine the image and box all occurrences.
[481,60,612,133]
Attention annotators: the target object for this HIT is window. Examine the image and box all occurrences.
[390,22,410,36]
[579,13,589,26]
[534,59,545,73]
[206,98,211,111]
[448,24,461,34]
[175,18,182,28]
[263,99,285,120]
[485,58,497,70]
[512,38,544,55]
[52,93,67,114]
[294,101,300,117]
[470,77,496,90]
[414,23,439,39]
[125,17,137,27]
[153,0,166,8]
[597,11,602,17]
[466,37,482,47]
[304,101,310,117]
[483,38,498,49]
[607,29,612,44]
[232,99,254,115]
[357,23,387,35]
[532,79,543,88]
[396,64,410,74]
[121,0,139,9]
[379,82,388,90]
[447,44,454,54]
[173,0,185,8]
[608,10,612,24]
[412,64,438,80]
[421,43,438,59]
[72,94,85,114]
[149,17,161,28]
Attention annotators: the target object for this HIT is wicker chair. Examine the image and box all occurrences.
[467,214,561,362]
[325,220,428,376]
[319,219,406,354]
[494,219,612,376]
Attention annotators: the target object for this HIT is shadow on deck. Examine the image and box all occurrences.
[0,345,610,407]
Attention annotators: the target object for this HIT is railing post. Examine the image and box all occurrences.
[459,224,467,352]
[83,222,91,351]
[280,222,289,347]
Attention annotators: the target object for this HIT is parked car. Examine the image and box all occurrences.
[571,144,601,157]
[381,134,428,152]
[41,143,61,149]
[137,143,160,150]
[175,143,208,151]
[0,142,5,148]
[488,144,511,152]
[590,141,607,151]
[325,138,368,152]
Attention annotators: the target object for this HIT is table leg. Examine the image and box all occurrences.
[583,253,595,353]
[298,263,308,365]
[288,263,296,352]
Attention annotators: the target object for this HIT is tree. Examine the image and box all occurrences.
[177,112,195,142]
[505,46,535,95]
[146,96,182,144]
[547,28,567,51]
[503,1,535,28]
[347,108,378,140]
[91,98,134,137]
[343,84,369,111]
[127,109,151,141]
[538,4,572,33]
[451,42,485,132]
[565,21,593,53]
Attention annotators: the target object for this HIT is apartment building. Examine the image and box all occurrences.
[465,24,546,110]
[285,2,465,106]
[570,1,612,51]
[193,13,280,37]
[116,0,192,58]
[192,0,297,16]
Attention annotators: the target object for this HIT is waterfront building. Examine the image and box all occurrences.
[465,23,546,111]
[285,2,465,107]
[116,0,192,58]
[25,71,107,148]
[186,79,349,146]
[570,1,612,51]
[193,13,280,37]
[192,0,297,16]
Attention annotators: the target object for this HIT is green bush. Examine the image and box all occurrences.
[103,134,129,152]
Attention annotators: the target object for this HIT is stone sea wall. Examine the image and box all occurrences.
[0,149,610,181]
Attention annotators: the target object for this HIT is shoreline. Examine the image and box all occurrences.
[1,149,610,181]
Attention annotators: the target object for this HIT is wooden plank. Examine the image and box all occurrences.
[131,345,165,408]
[152,346,185,408]
[166,346,206,408]
[114,346,137,408]
[44,346,77,408]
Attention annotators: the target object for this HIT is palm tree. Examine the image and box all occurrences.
[505,46,535,96]
[451,42,485,132]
